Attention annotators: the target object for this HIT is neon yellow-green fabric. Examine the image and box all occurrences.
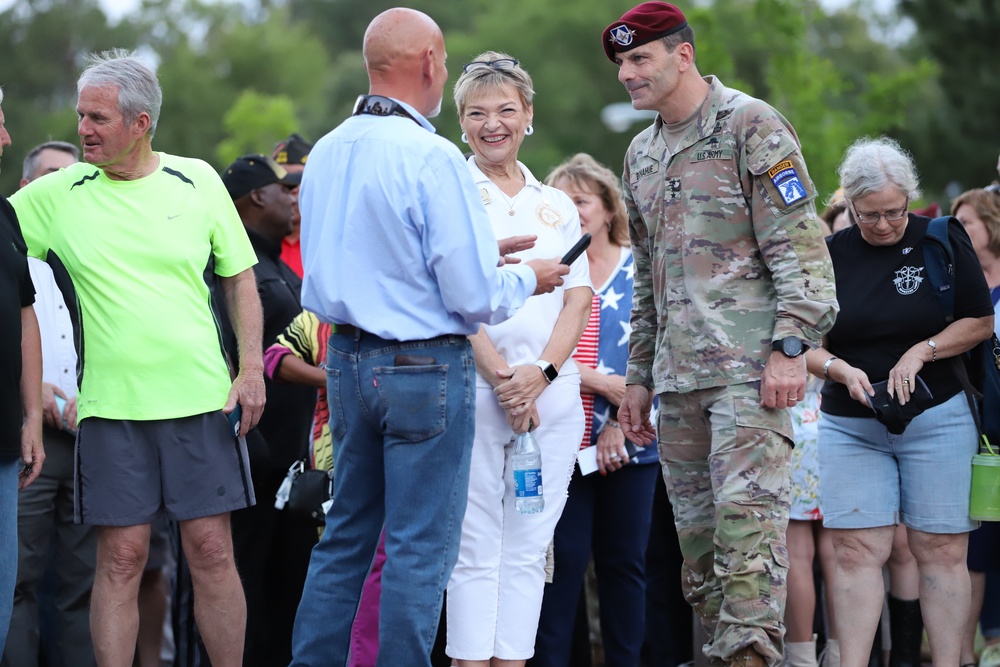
[11,153,256,421]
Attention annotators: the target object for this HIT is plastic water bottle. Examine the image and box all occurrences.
[513,430,544,514]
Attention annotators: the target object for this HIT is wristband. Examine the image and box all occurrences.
[927,339,937,362]
[606,420,621,430]
[822,356,838,380]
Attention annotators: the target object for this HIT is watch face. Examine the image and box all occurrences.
[542,364,558,382]
[782,337,804,357]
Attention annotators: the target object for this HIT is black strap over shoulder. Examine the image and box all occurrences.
[352,95,419,125]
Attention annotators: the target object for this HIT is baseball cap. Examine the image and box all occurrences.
[271,133,313,166]
[222,153,301,200]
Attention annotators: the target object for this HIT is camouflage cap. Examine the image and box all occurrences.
[271,133,313,166]
[602,1,688,63]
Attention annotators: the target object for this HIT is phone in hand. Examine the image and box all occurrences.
[561,233,592,265]
[226,403,243,437]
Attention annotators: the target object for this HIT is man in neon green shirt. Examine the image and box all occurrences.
[11,49,264,667]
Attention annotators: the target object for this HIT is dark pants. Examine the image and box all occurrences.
[231,429,318,667]
[2,428,97,667]
[640,472,694,667]
[533,462,659,667]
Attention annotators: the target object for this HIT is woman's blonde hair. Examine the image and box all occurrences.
[453,51,534,116]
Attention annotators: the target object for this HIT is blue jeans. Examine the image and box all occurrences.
[1,456,20,653]
[290,332,475,667]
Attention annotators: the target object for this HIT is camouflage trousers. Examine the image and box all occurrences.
[656,382,793,666]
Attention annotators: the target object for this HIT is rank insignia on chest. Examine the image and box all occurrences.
[666,177,682,201]
[767,159,808,206]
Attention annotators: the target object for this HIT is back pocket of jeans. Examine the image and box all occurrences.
[375,365,448,442]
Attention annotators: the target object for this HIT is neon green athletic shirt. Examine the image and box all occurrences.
[11,153,257,422]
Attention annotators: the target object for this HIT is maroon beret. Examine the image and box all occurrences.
[602,2,688,62]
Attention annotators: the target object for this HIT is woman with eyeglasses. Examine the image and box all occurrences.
[444,53,593,667]
[803,136,994,667]
[952,186,1000,667]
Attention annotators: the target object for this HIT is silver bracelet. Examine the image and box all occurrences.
[822,356,838,380]
[606,420,622,430]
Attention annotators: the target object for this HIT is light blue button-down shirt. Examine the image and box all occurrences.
[299,99,537,340]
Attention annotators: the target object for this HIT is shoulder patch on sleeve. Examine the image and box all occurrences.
[767,160,808,206]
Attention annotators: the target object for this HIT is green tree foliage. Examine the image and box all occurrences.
[0,0,135,192]
[130,0,331,168]
[899,0,1000,194]
[0,0,973,206]
[216,90,299,164]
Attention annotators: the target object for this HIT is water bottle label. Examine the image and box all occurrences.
[514,469,542,498]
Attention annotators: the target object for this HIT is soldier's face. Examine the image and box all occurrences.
[616,40,680,113]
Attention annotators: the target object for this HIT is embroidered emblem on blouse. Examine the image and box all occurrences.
[537,201,562,228]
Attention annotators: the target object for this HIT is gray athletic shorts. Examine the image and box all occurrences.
[74,411,255,526]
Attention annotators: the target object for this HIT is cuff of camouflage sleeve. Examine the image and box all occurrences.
[771,321,822,348]
[625,369,654,389]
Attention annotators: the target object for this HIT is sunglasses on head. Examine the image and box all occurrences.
[462,58,519,74]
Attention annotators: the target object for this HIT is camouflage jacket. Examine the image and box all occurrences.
[623,76,838,394]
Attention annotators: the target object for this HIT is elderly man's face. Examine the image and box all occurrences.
[77,85,145,169]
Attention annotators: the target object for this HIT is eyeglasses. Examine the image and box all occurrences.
[985,184,1000,195]
[462,58,519,74]
[850,198,909,225]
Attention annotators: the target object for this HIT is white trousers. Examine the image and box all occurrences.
[446,379,584,660]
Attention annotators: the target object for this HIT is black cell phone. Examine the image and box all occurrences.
[394,354,437,367]
[226,403,242,437]
[561,233,592,265]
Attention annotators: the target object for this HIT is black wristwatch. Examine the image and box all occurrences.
[533,360,558,383]
[771,336,805,358]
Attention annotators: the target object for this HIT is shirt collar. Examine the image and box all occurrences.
[465,155,541,191]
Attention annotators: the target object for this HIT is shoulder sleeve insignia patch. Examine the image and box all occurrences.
[767,159,808,206]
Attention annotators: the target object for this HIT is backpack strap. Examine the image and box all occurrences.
[924,216,956,323]
[924,216,985,434]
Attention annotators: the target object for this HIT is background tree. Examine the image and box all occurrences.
[216,90,298,164]
[0,0,134,192]
[898,0,1000,195]
[1,0,989,206]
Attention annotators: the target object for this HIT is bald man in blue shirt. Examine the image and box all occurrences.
[291,8,568,667]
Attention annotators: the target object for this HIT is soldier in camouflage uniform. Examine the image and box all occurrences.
[601,3,839,667]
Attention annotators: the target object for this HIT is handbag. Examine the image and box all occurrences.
[865,375,935,435]
[274,459,334,525]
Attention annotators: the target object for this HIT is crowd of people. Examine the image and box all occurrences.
[1,2,998,667]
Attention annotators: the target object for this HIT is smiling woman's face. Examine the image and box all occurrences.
[459,83,532,171]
